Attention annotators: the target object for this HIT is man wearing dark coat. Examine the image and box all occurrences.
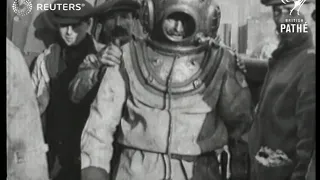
[248,0,316,180]
[31,0,99,179]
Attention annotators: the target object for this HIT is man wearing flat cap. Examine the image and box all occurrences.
[248,0,315,180]
[68,1,144,177]
[92,0,145,44]
[69,0,145,104]
[30,0,109,179]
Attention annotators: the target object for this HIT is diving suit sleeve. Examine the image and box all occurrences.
[7,39,49,180]
[80,66,126,173]
[291,53,315,180]
[69,54,107,104]
[218,53,254,140]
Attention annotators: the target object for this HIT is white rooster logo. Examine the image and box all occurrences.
[281,0,306,15]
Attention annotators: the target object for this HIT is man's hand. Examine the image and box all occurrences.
[235,55,247,74]
[83,54,101,68]
[98,43,122,67]
[81,166,109,180]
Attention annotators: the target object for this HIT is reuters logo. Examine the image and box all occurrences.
[12,0,33,16]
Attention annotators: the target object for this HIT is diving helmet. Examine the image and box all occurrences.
[139,0,221,53]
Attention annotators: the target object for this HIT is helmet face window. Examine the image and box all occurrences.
[162,12,196,42]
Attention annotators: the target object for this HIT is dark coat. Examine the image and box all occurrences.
[31,34,99,173]
[248,37,315,180]
[306,151,315,180]
[44,35,98,149]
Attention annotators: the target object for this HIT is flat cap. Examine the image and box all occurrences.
[261,0,315,6]
[46,0,94,26]
[91,0,141,16]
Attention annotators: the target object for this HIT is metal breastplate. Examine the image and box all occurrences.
[129,40,224,97]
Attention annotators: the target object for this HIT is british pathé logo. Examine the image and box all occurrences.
[281,0,306,15]
[280,0,308,33]
[12,0,32,16]
[280,19,308,33]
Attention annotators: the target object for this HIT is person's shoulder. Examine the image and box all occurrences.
[215,45,238,69]
[6,39,26,68]
[31,43,62,74]
[6,39,31,82]
[295,47,316,76]
[6,38,19,52]
[6,38,23,58]
[37,43,61,61]
[31,42,59,61]
[299,47,315,66]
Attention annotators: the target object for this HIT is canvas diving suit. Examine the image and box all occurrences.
[80,0,253,179]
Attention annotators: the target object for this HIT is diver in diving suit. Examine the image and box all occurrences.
[80,0,253,179]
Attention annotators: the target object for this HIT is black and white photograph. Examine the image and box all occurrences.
[6,0,316,179]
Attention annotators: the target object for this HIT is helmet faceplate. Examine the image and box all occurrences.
[140,0,221,53]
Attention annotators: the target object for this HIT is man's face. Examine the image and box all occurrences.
[163,19,186,40]
[101,10,134,44]
[59,20,90,46]
[163,13,190,41]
